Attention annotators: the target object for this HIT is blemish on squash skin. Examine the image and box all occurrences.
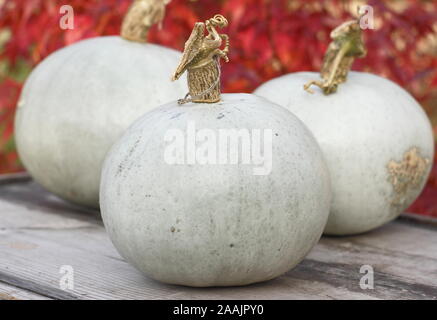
[387,147,430,206]
[171,113,182,120]
[128,137,141,157]
[170,227,175,233]
[116,136,142,177]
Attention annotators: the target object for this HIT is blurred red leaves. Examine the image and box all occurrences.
[0,78,21,173]
[0,0,436,215]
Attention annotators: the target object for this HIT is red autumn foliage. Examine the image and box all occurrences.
[0,0,436,215]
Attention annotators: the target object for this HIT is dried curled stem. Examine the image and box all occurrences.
[304,13,367,95]
[121,0,171,43]
[172,15,230,104]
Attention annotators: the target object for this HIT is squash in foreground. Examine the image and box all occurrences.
[100,15,331,287]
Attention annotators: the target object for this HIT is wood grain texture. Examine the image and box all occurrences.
[0,281,51,300]
[0,175,436,300]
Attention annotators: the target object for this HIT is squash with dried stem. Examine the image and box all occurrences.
[14,0,186,208]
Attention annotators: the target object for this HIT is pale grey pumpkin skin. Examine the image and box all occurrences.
[255,72,435,235]
[100,93,331,287]
[15,36,187,208]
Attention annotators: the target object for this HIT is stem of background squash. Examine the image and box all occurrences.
[121,0,171,43]
[304,14,367,95]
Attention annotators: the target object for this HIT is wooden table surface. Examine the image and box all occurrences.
[0,173,436,300]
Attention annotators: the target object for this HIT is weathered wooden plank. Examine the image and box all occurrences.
[0,175,101,226]
[0,177,436,300]
[398,212,437,230]
[310,225,437,289]
[291,258,437,300]
[0,172,31,186]
[0,213,377,300]
[0,281,51,300]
